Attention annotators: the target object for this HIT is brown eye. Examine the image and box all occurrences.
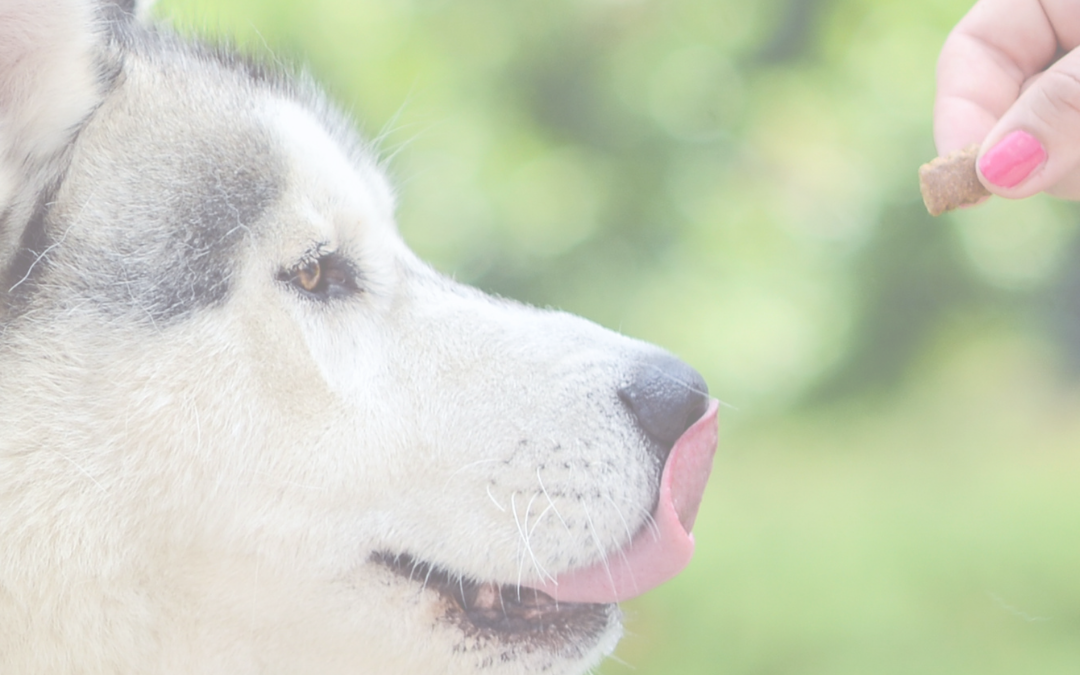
[279,252,360,300]
[296,259,321,293]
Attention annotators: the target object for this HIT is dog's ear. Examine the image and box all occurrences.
[0,1,122,304]
[0,0,113,171]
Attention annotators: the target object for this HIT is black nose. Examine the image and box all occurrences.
[618,353,709,466]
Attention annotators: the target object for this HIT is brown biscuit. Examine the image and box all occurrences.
[918,144,991,216]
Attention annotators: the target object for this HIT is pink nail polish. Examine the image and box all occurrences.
[979,130,1046,188]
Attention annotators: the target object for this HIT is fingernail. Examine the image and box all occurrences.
[979,130,1046,188]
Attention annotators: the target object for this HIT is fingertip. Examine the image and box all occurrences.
[977,129,1047,191]
[977,51,1080,199]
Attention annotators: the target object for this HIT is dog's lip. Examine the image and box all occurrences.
[371,552,615,643]
[525,398,720,604]
[372,399,718,626]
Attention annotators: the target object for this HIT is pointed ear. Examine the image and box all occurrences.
[0,0,112,167]
[0,1,121,307]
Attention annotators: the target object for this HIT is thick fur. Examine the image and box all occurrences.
[0,2,692,673]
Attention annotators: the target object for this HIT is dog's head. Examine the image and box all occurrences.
[0,2,718,673]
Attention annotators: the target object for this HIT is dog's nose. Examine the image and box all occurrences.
[618,353,709,465]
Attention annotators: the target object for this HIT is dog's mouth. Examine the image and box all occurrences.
[370,399,719,648]
[372,552,615,645]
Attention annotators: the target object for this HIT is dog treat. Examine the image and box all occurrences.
[918,144,991,216]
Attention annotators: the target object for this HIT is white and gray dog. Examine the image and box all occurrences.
[0,1,719,673]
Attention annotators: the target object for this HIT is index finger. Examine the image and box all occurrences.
[934,0,1060,155]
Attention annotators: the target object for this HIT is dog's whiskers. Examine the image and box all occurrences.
[443,457,503,492]
[526,501,555,543]
[641,362,736,410]
[604,494,635,548]
[524,491,557,585]
[536,467,570,533]
[485,483,507,512]
[510,491,553,589]
[641,362,710,398]
[579,501,616,596]
[642,509,662,542]
[603,495,643,597]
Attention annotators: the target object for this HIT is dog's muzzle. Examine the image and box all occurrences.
[529,353,719,604]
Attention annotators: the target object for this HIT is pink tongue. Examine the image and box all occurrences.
[528,399,719,604]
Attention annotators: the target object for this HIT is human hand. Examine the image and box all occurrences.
[935,0,1080,200]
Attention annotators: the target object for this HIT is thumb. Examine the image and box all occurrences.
[978,47,1080,200]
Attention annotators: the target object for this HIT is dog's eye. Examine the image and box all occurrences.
[279,253,358,300]
[296,260,321,292]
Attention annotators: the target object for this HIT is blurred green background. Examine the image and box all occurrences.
[158,0,1080,672]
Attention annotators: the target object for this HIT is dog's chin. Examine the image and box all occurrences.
[372,552,618,650]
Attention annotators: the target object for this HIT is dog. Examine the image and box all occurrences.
[0,1,719,673]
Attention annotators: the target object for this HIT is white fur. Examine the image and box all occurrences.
[0,2,681,673]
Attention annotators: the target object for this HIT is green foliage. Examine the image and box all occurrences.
[157,0,1080,672]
